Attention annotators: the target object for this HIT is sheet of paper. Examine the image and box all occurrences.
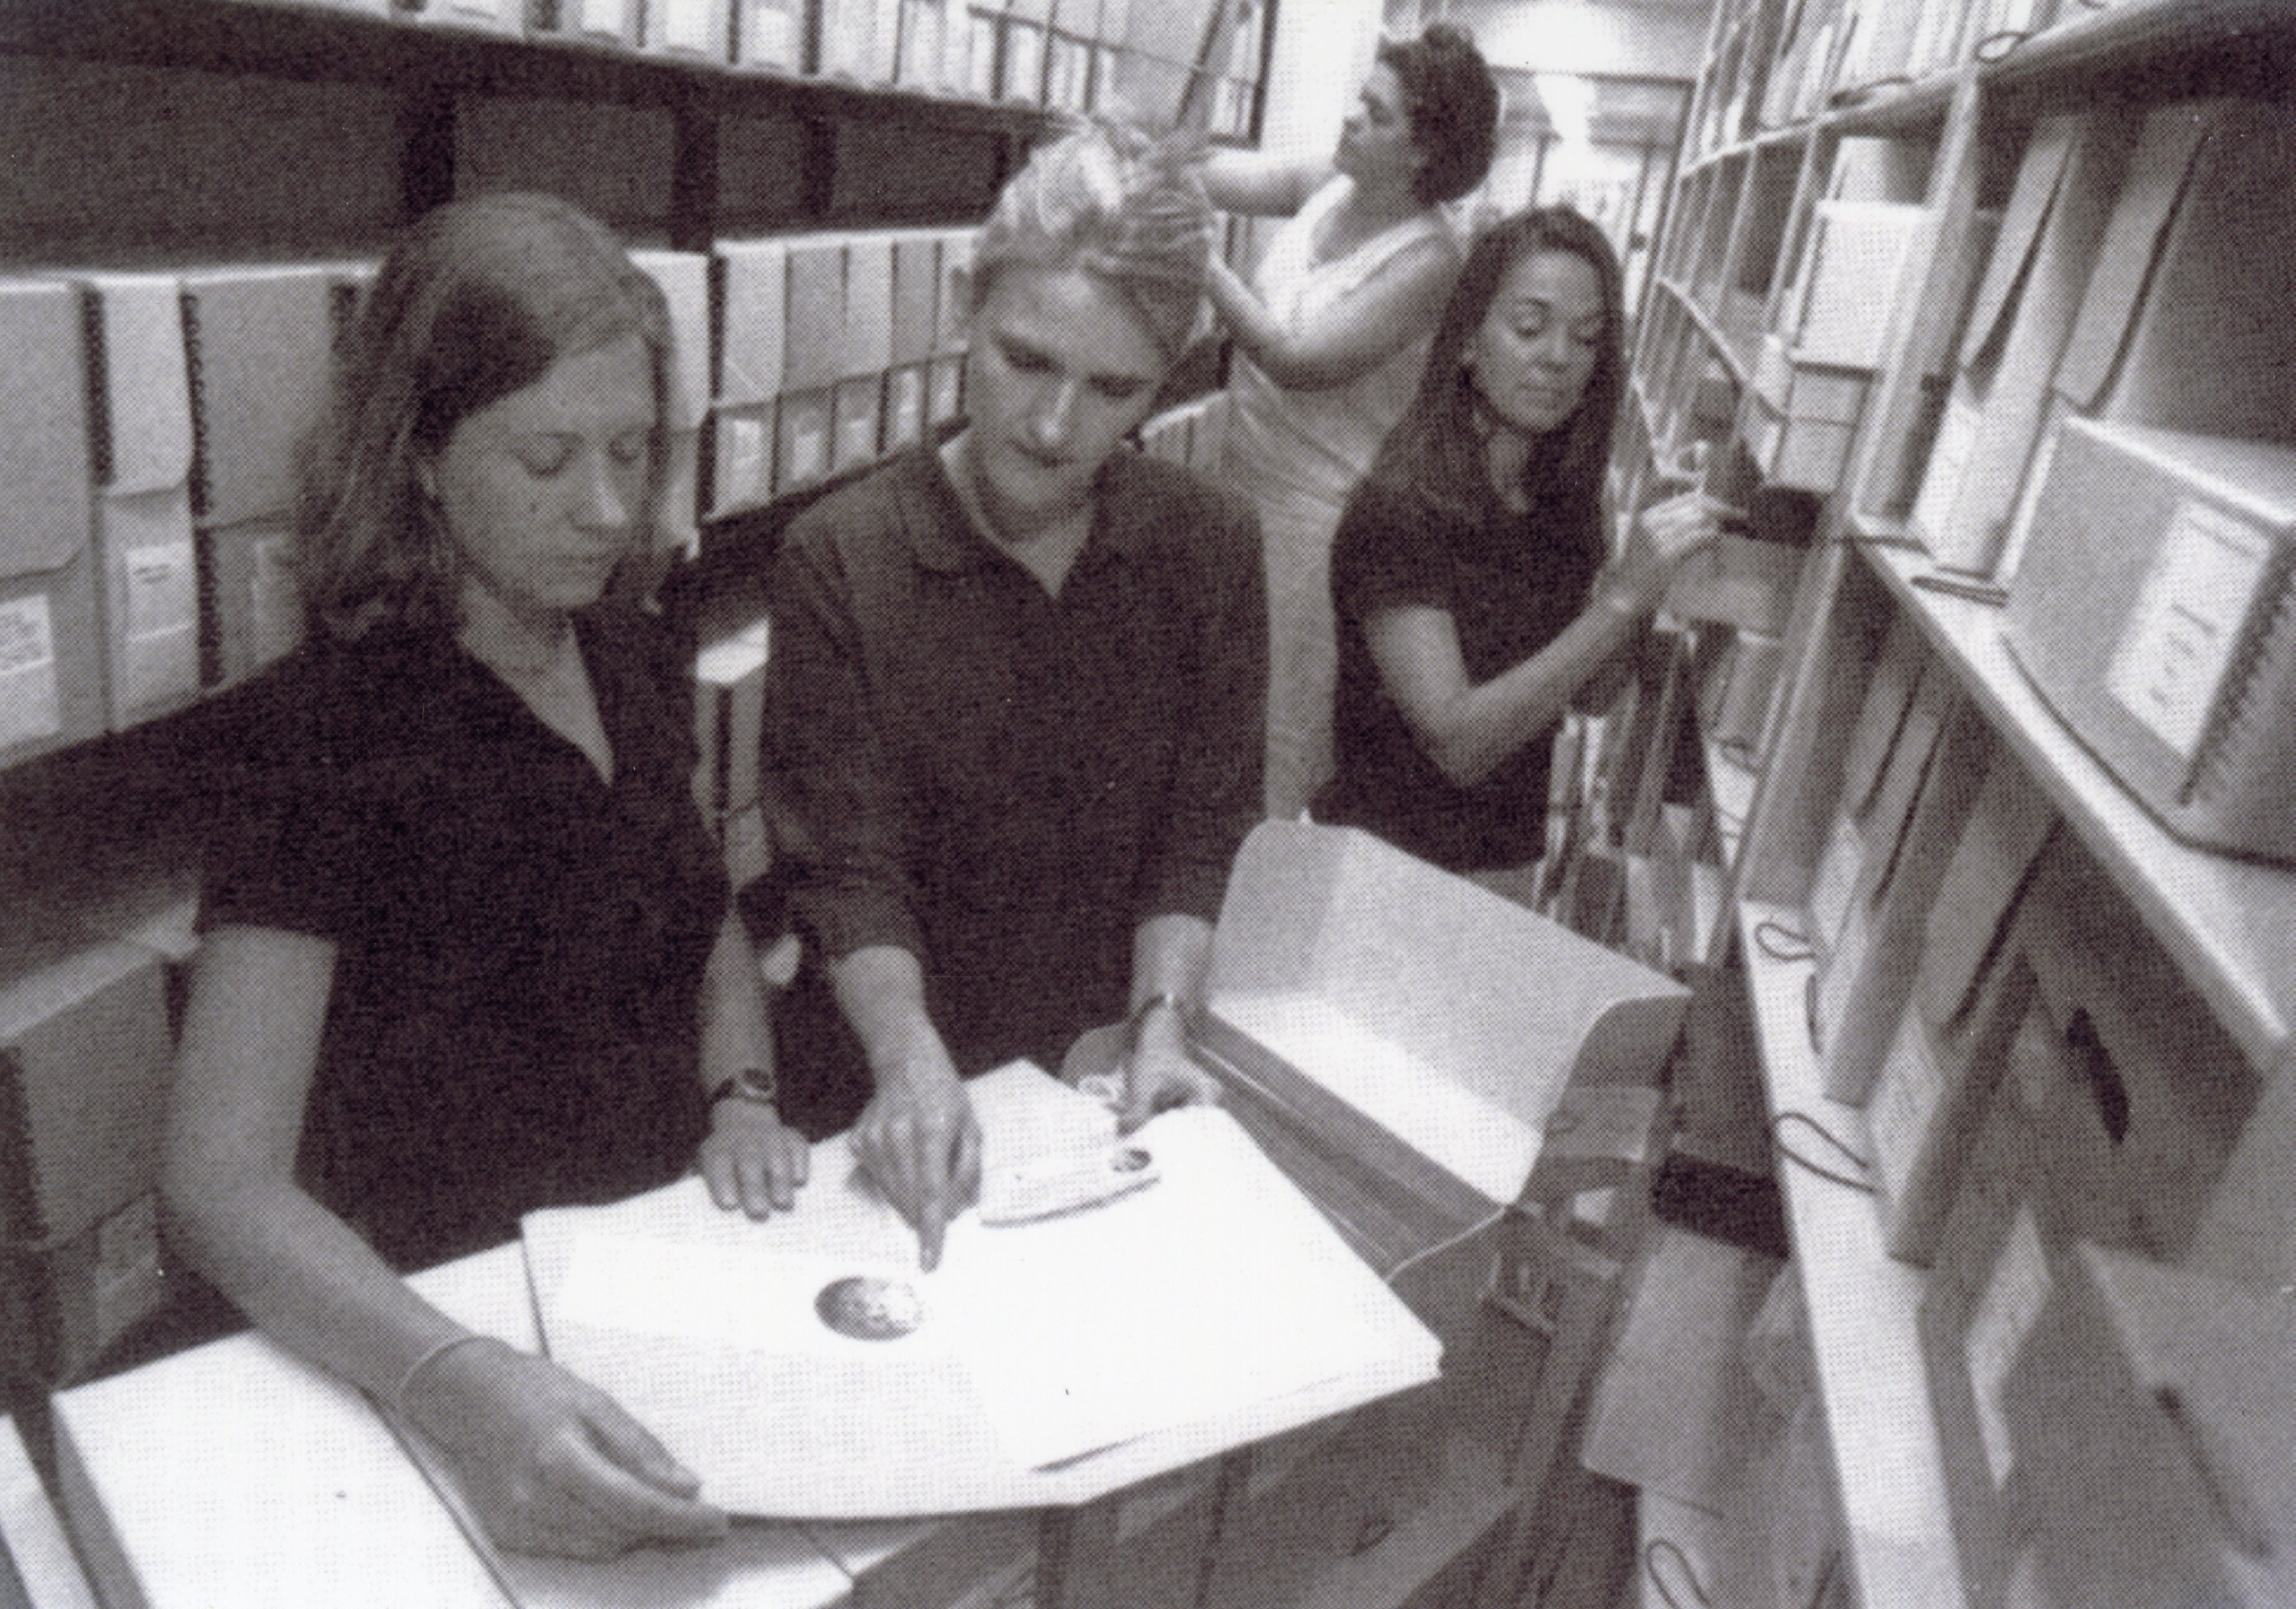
[524,1064,1441,1518]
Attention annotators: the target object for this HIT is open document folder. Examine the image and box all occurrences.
[522,1064,1443,1519]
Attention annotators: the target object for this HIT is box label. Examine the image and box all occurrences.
[1966,1206,2052,1491]
[2107,497,2270,762]
[123,539,198,713]
[0,594,63,749]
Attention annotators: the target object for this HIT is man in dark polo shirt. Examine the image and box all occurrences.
[758,123,1266,1267]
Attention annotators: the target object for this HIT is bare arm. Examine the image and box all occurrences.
[162,925,726,1558]
[1368,493,1724,788]
[1208,233,1460,391]
[695,909,809,1218]
[833,943,981,1271]
[1201,145,1331,217]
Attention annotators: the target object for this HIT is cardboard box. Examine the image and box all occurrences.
[642,0,734,61]
[1803,614,1932,963]
[534,0,643,49]
[1813,694,1991,1103]
[180,264,348,533]
[198,519,305,690]
[70,273,198,734]
[1996,1243,2296,1609]
[1923,842,2265,1607]
[2004,100,2296,577]
[401,0,522,32]
[775,387,834,492]
[1783,199,1927,371]
[881,366,928,455]
[0,278,105,767]
[735,0,807,69]
[0,944,173,1262]
[1911,110,2139,574]
[832,375,884,473]
[2004,419,2296,865]
[710,401,779,517]
[926,354,965,428]
[1747,333,1869,494]
[629,248,712,557]
[1196,822,1690,1244]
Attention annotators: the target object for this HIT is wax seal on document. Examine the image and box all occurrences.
[978,1145,1160,1226]
[816,1276,926,1341]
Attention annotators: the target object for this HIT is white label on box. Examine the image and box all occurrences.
[2106,497,2270,763]
[1808,812,1867,953]
[788,417,828,484]
[581,0,626,31]
[1913,392,1980,550]
[0,594,63,749]
[250,532,304,669]
[124,539,198,712]
[659,0,711,50]
[748,4,794,63]
[722,415,769,504]
[1966,1206,2052,1491]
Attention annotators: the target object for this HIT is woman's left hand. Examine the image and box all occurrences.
[1601,491,1725,618]
[698,1101,811,1219]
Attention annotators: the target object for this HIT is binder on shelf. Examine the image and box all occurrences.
[1911,112,2137,576]
[832,377,884,473]
[817,0,885,82]
[2005,99,2296,578]
[453,96,679,238]
[963,2,1004,99]
[1802,610,1927,962]
[896,0,960,91]
[840,233,895,383]
[1745,331,1869,495]
[1780,199,1926,372]
[0,278,105,768]
[75,273,199,732]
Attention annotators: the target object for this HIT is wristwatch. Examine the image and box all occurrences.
[709,1066,780,1111]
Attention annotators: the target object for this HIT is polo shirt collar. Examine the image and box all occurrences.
[893,441,1151,576]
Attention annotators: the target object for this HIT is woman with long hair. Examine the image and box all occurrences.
[1314,205,1718,877]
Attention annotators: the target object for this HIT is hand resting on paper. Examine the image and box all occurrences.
[401,1332,728,1559]
[1118,1000,1222,1135]
[852,1056,983,1272]
[698,1097,812,1219]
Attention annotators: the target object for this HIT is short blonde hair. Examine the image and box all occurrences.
[970,121,1214,364]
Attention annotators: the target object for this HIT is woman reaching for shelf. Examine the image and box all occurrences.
[1314,205,1721,884]
[159,192,808,1559]
[1203,22,1500,820]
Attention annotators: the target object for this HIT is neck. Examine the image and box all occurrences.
[940,431,1094,592]
[458,584,574,676]
[1473,396,1540,510]
[1342,170,1427,228]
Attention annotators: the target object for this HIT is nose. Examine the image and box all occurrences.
[1024,377,1080,453]
[1529,323,1575,372]
[572,445,636,529]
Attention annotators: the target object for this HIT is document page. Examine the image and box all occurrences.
[524,1064,1441,1517]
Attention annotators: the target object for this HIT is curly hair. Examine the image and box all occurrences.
[968,119,1216,364]
[1365,205,1624,534]
[295,192,674,641]
[1379,24,1500,206]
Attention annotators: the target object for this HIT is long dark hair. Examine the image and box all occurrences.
[1363,206,1624,534]
[296,192,674,641]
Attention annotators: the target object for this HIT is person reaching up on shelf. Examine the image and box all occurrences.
[758,121,1265,1269]
[1314,205,1721,887]
[160,193,810,1559]
[1202,22,1500,820]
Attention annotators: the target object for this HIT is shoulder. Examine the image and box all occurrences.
[1108,449,1257,546]
[777,451,942,586]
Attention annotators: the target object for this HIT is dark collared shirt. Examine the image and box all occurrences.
[764,444,1264,1106]
[198,605,722,1268]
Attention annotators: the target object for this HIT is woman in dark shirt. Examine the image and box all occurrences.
[162,194,805,1559]
[1316,206,1719,876]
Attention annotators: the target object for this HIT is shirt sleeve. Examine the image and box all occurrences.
[1332,478,1451,625]
[1139,478,1267,926]
[198,669,372,944]
[763,508,931,964]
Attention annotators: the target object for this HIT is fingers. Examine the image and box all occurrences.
[699,1115,811,1219]
[1118,1055,1224,1134]
[528,1419,726,1553]
[854,1085,980,1271]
